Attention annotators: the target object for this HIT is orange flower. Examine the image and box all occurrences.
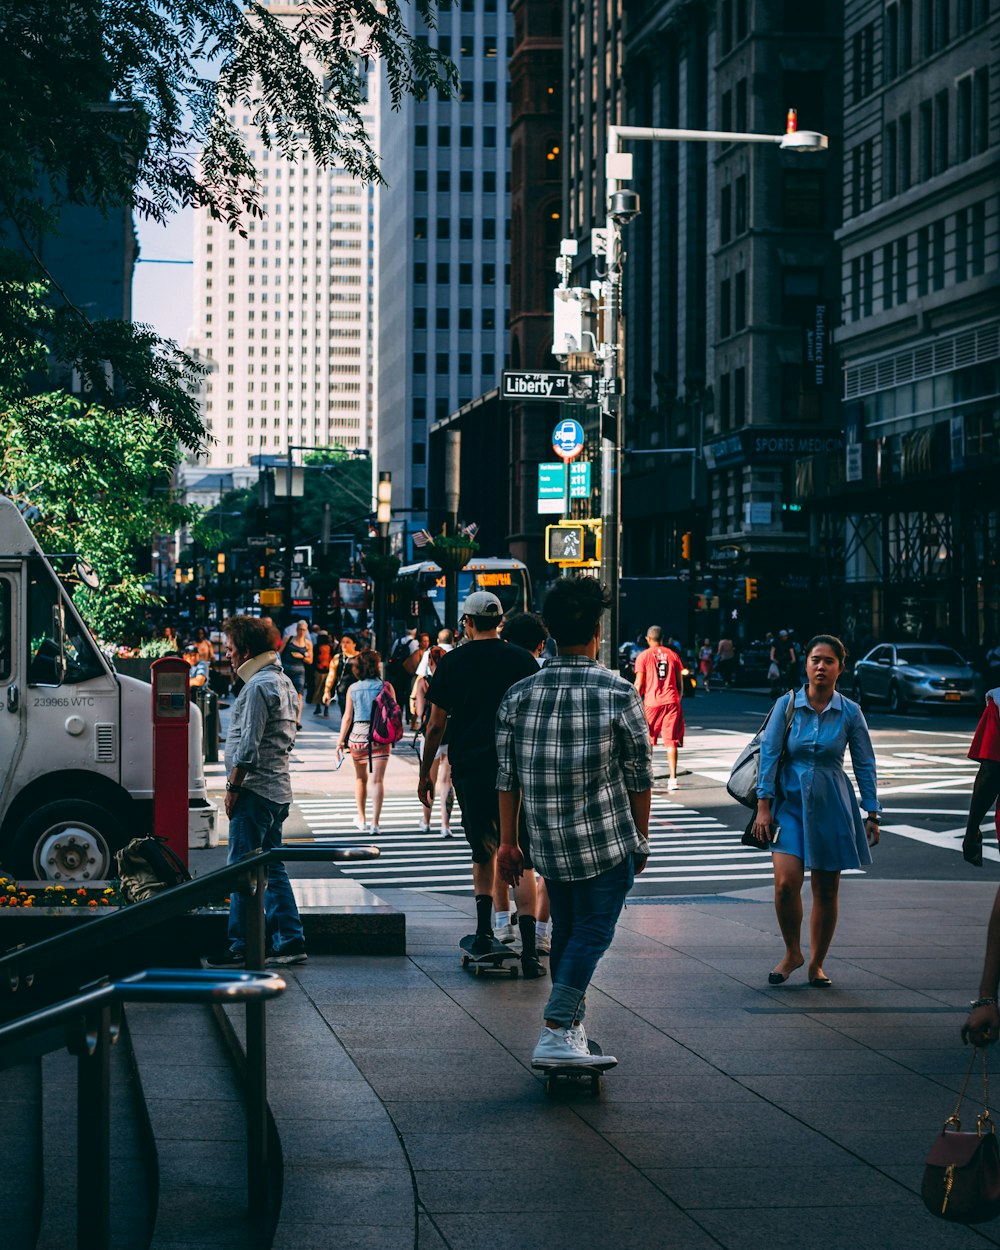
[87,899,99,908]
[76,887,87,896]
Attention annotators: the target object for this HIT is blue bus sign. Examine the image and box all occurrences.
[552,418,585,461]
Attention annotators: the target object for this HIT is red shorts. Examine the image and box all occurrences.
[646,702,684,746]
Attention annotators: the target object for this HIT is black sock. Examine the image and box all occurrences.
[518,914,537,957]
[475,895,493,936]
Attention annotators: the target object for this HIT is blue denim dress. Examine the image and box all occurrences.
[757,689,880,872]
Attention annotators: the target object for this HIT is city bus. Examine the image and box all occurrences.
[395,557,532,633]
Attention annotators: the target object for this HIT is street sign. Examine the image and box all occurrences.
[552,419,585,462]
[537,462,565,515]
[502,371,597,402]
[247,535,276,548]
[569,460,591,498]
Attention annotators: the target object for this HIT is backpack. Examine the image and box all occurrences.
[115,835,192,904]
[370,681,404,746]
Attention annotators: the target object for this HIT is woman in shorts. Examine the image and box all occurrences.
[417,647,453,837]
[336,649,394,835]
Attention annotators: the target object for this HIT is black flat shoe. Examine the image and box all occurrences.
[809,975,833,988]
[768,970,789,985]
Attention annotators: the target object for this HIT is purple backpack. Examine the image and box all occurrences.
[369,681,404,753]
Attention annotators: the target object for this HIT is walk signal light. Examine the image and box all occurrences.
[681,531,692,561]
[544,520,602,567]
[745,577,758,603]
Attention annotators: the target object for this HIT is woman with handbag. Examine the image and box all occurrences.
[335,649,396,835]
[751,635,881,988]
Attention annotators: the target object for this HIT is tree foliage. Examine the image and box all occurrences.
[0,1,454,633]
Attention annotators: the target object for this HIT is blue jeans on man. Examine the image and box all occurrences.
[226,788,305,955]
[542,853,635,1027]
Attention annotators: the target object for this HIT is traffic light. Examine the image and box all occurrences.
[216,552,226,574]
[259,564,267,581]
[745,577,758,603]
[544,520,602,567]
[681,531,692,561]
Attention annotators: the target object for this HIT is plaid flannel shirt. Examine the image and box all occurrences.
[495,655,653,882]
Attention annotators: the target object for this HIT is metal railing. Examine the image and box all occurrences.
[0,842,379,1244]
[0,968,285,1250]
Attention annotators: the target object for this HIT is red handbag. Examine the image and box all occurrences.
[922,1047,1000,1224]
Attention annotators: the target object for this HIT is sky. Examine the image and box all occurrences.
[132,207,195,346]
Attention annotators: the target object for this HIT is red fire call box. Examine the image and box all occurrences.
[150,656,190,867]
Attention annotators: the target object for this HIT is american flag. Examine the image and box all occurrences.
[462,521,479,538]
[412,529,433,548]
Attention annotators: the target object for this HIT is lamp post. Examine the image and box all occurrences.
[595,114,828,667]
[376,471,392,660]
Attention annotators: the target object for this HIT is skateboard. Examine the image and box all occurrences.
[533,1041,617,1096]
[459,934,520,978]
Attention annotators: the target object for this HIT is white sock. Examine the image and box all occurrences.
[495,910,511,929]
[536,920,550,940]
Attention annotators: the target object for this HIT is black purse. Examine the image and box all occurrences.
[922,1047,1000,1224]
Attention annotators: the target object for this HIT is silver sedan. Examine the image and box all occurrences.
[851,643,982,713]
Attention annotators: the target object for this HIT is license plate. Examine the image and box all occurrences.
[944,692,961,701]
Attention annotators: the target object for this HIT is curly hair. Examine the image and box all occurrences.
[223,615,276,659]
[542,577,611,647]
[354,648,382,680]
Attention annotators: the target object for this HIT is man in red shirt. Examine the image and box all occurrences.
[634,625,685,791]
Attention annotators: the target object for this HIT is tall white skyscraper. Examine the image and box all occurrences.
[189,28,380,466]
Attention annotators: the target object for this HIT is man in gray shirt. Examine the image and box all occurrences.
[207,615,307,967]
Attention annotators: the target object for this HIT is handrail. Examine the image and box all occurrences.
[0,969,285,1250]
[0,841,379,995]
[0,841,379,1240]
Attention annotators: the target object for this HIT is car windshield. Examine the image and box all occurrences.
[896,647,965,667]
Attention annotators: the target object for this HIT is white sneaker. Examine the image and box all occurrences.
[495,923,517,945]
[567,1021,588,1054]
[532,1026,595,1067]
[667,778,679,792]
[441,828,454,839]
[536,933,551,956]
[369,824,379,836]
[353,816,366,831]
[419,822,431,833]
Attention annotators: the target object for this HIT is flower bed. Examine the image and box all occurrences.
[0,877,122,909]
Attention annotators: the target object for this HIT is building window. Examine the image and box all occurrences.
[883,243,894,309]
[460,170,474,193]
[437,125,451,146]
[482,218,496,240]
[896,235,908,304]
[782,170,823,228]
[482,263,496,285]
[413,442,426,465]
[413,352,426,374]
[734,174,748,234]
[735,78,748,131]
[851,255,862,320]
[459,353,472,374]
[414,261,427,284]
[719,371,731,432]
[958,75,974,162]
[956,209,969,283]
[459,262,473,285]
[482,353,495,375]
[919,100,933,179]
[884,122,898,197]
[414,169,428,193]
[482,308,495,329]
[459,217,473,240]
[934,90,949,175]
[971,201,986,275]
[483,81,497,103]
[720,185,732,245]
[436,307,450,329]
[437,218,450,240]
[974,68,990,155]
[720,278,732,337]
[916,225,930,294]
[885,4,900,82]
[900,113,912,189]
[459,307,473,330]
[721,89,732,132]
[437,170,451,192]
[734,367,746,428]
[413,398,427,421]
[436,352,449,374]
[483,126,496,147]
[413,307,427,329]
[436,262,450,284]
[483,170,496,193]
[412,487,426,511]
[460,125,474,146]
[415,125,428,146]
[734,270,747,331]
[781,268,822,325]
[414,217,427,238]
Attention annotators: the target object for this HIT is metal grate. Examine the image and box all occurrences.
[845,318,1000,396]
[95,723,116,763]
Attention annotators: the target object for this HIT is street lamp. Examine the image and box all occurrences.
[595,113,829,666]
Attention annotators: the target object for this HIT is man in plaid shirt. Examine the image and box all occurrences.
[496,578,652,1068]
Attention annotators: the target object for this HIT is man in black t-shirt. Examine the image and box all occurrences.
[419,591,543,973]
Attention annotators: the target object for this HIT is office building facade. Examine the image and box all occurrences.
[376,4,513,551]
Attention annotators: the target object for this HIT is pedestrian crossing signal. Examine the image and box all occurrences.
[545,520,602,567]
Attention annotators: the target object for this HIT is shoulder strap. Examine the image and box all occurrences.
[783,690,797,729]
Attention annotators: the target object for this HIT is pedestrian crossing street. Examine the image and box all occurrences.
[291,794,783,891]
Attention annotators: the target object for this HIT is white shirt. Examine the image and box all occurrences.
[416,642,453,678]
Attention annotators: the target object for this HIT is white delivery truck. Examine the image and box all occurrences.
[0,496,216,880]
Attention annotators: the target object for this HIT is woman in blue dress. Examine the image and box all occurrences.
[752,635,881,988]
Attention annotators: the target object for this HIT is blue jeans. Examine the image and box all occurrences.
[543,854,634,1028]
[227,788,304,955]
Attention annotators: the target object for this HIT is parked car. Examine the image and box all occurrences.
[851,643,982,713]
[617,640,697,697]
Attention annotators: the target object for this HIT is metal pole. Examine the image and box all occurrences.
[77,1003,112,1250]
[284,452,294,630]
[598,217,622,669]
[244,861,269,1217]
[444,430,461,632]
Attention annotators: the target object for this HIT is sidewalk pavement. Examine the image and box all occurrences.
[201,713,1000,1247]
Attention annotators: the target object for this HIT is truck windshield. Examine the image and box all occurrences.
[27,565,105,686]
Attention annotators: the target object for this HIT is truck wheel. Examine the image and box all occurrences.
[9,801,125,882]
